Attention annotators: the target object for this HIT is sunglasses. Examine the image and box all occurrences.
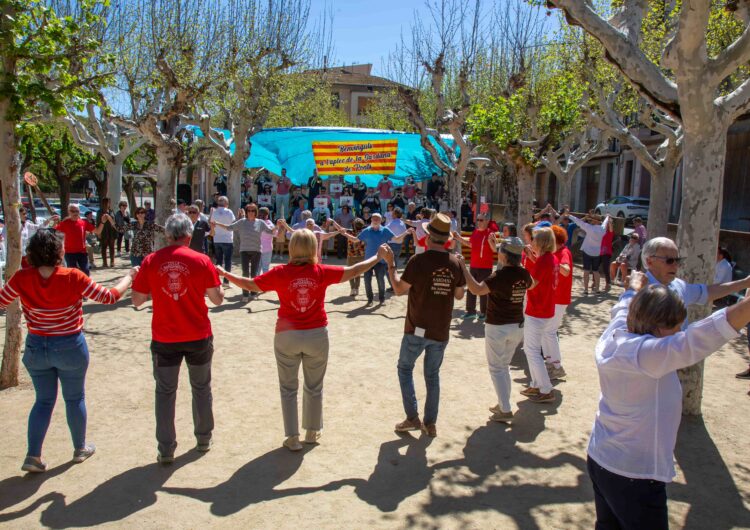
[652,255,685,265]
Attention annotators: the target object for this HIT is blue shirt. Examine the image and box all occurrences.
[358,226,395,261]
[564,222,577,248]
[646,270,708,329]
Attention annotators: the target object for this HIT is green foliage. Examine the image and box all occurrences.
[18,122,104,189]
[356,89,415,131]
[265,73,347,128]
[0,0,110,121]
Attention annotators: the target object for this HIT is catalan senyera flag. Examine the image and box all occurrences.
[312,140,398,175]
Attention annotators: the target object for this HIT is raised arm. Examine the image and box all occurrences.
[340,251,381,282]
[451,231,470,246]
[216,265,260,292]
[707,276,750,303]
[390,228,415,243]
[457,255,489,296]
[382,245,411,296]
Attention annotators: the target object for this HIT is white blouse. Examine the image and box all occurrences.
[588,291,738,482]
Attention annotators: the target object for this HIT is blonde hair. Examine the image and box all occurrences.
[288,229,318,266]
[532,227,556,254]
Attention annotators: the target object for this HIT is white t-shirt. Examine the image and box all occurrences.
[211,207,236,243]
[714,258,733,284]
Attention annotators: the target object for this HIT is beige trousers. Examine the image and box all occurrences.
[274,327,329,436]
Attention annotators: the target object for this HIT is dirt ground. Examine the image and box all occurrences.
[1,256,750,529]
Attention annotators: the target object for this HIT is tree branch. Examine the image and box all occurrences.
[547,0,680,117]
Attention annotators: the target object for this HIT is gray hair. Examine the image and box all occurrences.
[301,210,312,220]
[627,285,687,335]
[218,196,229,206]
[165,213,194,241]
[641,236,677,270]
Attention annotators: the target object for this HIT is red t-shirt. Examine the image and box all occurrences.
[55,218,96,253]
[377,179,394,199]
[600,230,614,256]
[132,245,220,343]
[554,247,573,305]
[253,263,344,333]
[469,229,495,269]
[525,252,558,319]
[0,267,120,335]
[403,184,416,199]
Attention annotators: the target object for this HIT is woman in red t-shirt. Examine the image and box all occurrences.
[541,225,573,381]
[217,229,387,451]
[0,230,136,473]
[520,227,559,404]
[599,221,615,292]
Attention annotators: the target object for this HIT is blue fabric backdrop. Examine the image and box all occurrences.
[191,126,455,186]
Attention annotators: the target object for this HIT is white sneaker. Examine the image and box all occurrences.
[304,430,321,444]
[283,436,303,451]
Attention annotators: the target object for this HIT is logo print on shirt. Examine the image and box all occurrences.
[289,277,318,313]
[158,261,190,300]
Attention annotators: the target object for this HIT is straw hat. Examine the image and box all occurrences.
[422,213,452,241]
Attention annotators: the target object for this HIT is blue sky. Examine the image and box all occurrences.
[308,1,558,76]
[308,0,433,75]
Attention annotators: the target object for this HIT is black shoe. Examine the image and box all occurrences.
[386,287,394,293]
[378,298,385,305]
[365,299,373,306]
[736,368,750,379]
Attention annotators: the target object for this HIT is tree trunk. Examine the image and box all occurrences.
[675,126,727,416]
[108,159,122,205]
[516,163,535,228]
[154,144,180,247]
[448,170,463,230]
[501,165,518,222]
[93,176,107,204]
[227,158,244,214]
[123,177,137,212]
[58,177,72,215]
[0,106,23,389]
[556,174,573,211]
[646,166,675,239]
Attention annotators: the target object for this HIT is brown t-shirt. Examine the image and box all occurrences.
[401,250,466,342]
[484,265,533,326]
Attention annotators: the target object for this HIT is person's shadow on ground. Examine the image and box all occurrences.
[671,416,750,529]
[418,419,589,530]
[161,446,315,516]
[0,462,74,523]
[37,450,204,528]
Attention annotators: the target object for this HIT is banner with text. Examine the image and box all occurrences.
[312,140,398,175]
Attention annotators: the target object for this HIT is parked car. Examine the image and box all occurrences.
[594,196,650,220]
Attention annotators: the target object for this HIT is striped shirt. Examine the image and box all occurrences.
[0,267,122,336]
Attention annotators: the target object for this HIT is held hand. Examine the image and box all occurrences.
[215,265,226,277]
[628,271,649,292]
[379,244,394,265]
[128,266,140,279]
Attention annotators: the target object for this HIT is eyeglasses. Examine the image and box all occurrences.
[652,255,685,265]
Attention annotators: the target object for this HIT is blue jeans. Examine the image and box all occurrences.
[364,262,387,302]
[213,242,233,272]
[64,252,90,276]
[130,255,144,267]
[397,333,447,425]
[387,243,402,268]
[23,332,89,457]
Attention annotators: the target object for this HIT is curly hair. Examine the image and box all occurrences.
[27,230,64,268]
[551,224,568,248]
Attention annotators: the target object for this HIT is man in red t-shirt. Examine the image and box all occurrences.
[132,213,224,463]
[54,204,98,276]
[452,212,496,319]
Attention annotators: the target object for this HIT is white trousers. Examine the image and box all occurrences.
[523,315,554,394]
[485,323,524,413]
[542,304,568,366]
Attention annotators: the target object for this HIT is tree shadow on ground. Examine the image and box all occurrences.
[162,446,318,516]
[327,306,403,320]
[0,462,74,519]
[37,450,204,528]
[670,416,750,529]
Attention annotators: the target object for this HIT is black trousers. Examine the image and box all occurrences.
[466,267,492,315]
[151,337,214,456]
[587,456,668,530]
[241,251,261,297]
